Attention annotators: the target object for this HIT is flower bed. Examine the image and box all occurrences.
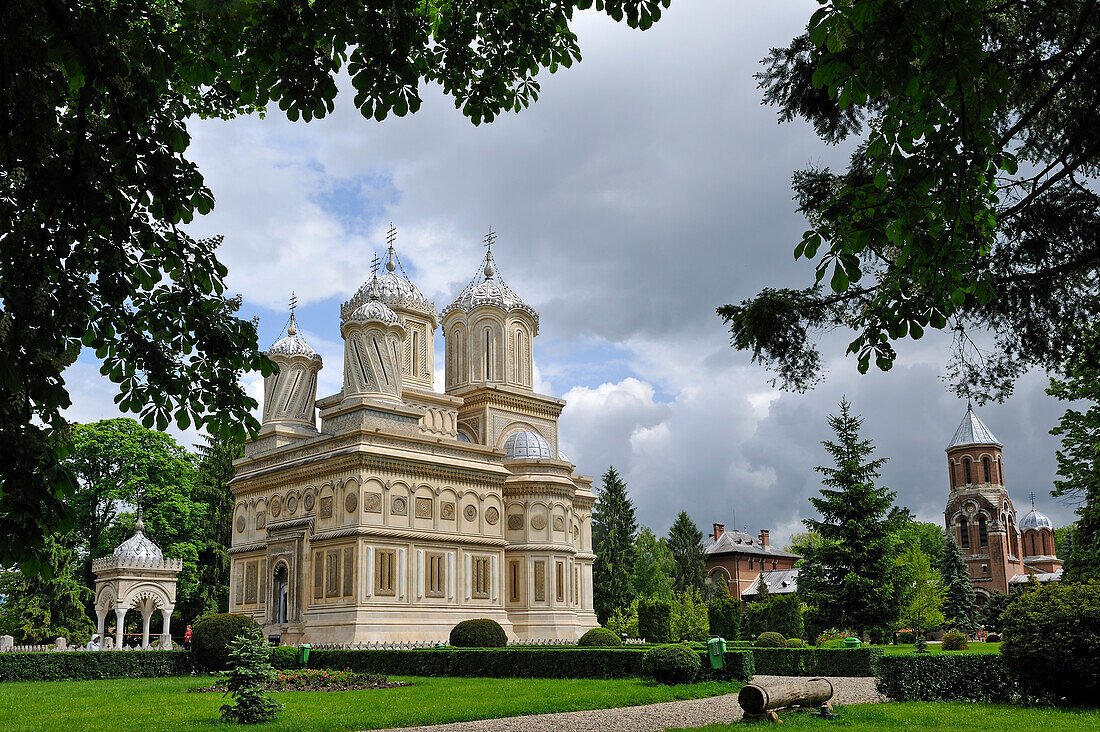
[190,668,408,693]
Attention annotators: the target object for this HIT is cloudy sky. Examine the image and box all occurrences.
[66,0,1077,545]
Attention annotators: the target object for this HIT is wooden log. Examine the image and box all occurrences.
[737,677,834,715]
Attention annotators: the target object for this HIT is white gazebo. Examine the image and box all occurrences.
[92,511,182,649]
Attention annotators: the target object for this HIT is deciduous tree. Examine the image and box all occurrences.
[632,527,675,600]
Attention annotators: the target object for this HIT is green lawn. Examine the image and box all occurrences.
[674,701,1100,731]
[0,675,736,732]
[879,641,1002,655]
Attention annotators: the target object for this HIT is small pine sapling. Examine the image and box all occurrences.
[220,626,283,724]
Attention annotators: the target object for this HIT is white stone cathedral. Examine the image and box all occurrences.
[228,233,598,643]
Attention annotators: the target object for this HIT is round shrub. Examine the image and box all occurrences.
[755,631,786,647]
[985,633,1001,643]
[1002,581,1100,705]
[643,643,701,685]
[579,627,622,647]
[895,631,916,645]
[941,629,969,651]
[191,613,262,671]
[449,618,507,648]
[785,638,805,648]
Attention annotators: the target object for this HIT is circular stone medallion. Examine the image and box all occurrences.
[485,507,500,525]
[464,505,477,521]
[269,496,282,518]
[392,496,408,515]
[530,515,547,531]
[345,491,358,513]
[304,491,315,511]
[507,513,524,531]
[235,516,245,533]
[287,495,298,514]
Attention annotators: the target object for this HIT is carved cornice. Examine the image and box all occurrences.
[228,542,269,555]
[455,387,564,420]
[504,543,578,554]
[310,526,507,548]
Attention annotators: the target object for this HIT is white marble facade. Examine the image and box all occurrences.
[229,240,598,643]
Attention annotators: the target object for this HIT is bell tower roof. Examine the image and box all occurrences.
[441,227,539,334]
[947,402,1002,450]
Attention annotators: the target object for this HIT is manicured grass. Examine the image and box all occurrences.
[673,701,1100,731]
[0,675,737,732]
[879,641,1001,655]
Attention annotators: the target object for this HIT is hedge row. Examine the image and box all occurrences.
[750,648,883,677]
[306,647,754,682]
[874,655,1014,703]
[0,650,194,682]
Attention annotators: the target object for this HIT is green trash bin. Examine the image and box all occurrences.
[707,637,726,670]
[844,637,861,648]
[298,643,311,667]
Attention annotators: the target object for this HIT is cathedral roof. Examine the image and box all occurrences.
[441,250,539,334]
[345,275,406,328]
[268,312,320,359]
[340,244,438,324]
[1020,509,1053,531]
[947,403,1002,450]
[113,512,163,564]
[502,430,554,460]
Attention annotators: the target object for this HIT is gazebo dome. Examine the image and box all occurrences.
[1020,509,1053,531]
[112,514,163,564]
[503,430,553,460]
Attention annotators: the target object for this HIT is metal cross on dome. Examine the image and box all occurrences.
[386,222,397,248]
[484,225,496,253]
[289,292,297,314]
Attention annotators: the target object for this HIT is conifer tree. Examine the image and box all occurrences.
[940,534,978,634]
[798,399,903,637]
[592,467,638,624]
[667,511,706,594]
[191,432,244,615]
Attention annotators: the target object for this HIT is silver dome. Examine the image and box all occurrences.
[113,515,163,564]
[1020,509,1053,531]
[348,298,404,327]
[503,430,553,460]
[441,253,539,333]
[342,272,437,322]
[456,432,472,443]
[269,312,319,359]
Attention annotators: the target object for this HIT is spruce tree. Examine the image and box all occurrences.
[667,511,706,594]
[798,399,903,637]
[940,535,978,634]
[191,432,244,615]
[592,466,638,624]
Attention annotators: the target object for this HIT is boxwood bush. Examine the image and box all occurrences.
[751,647,883,676]
[874,654,1014,702]
[449,619,507,648]
[1002,580,1100,706]
[754,632,786,647]
[304,646,753,681]
[578,628,622,647]
[270,645,299,669]
[0,650,193,682]
[941,630,968,651]
[643,644,701,685]
[191,613,261,671]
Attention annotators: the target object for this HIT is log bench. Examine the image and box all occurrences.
[737,677,834,722]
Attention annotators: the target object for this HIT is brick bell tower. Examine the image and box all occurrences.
[943,403,1025,600]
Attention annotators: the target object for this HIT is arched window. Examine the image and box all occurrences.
[483,328,493,381]
[998,460,1004,485]
[978,517,988,547]
[411,330,419,378]
[964,458,972,484]
[513,329,521,382]
[959,518,970,550]
[983,456,991,483]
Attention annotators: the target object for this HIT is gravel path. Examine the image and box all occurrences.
[379,676,884,732]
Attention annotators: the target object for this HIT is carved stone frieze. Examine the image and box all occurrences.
[415,497,433,519]
[392,496,408,516]
[364,492,382,513]
[486,507,500,525]
[441,502,456,520]
[345,491,358,513]
[319,496,333,519]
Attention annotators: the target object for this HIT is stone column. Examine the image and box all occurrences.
[95,608,107,650]
[159,606,174,649]
[141,609,153,649]
[114,607,127,650]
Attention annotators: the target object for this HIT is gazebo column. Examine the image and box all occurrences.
[95,608,108,651]
[114,607,127,650]
[141,607,153,649]
[159,605,174,649]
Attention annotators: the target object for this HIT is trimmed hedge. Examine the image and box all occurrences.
[754,632,786,648]
[0,650,194,682]
[305,647,754,681]
[449,619,507,648]
[751,647,883,677]
[708,597,741,642]
[644,644,701,684]
[578,628,622,647]
[874,654,1014,702]
[270,645,299,669]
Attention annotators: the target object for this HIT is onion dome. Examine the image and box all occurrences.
[341,248,437,324]
[113,510,163,564]
[503,430,553,459]
[456,432,472,443]
[1020,509,1053,531]
[441,250,539,334]
[947,402,1002,450]
[268,311,319,359]
[345,278,406,329]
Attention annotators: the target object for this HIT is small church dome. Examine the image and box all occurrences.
[113,513,163,563]
[1020,509,1053,531]
[441,250,539,334]
[269,312,319,359]
[503,430,553,460]
[348,298,404,327]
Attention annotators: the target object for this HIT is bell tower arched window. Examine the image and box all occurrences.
[484,328,492,381]
[978,517,988,547]
[964,458,972,484]
[959,518,970,550]
[983,457,991,483]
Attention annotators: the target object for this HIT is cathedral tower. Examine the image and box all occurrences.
[262,305,322,433]
[339,278,407,404]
